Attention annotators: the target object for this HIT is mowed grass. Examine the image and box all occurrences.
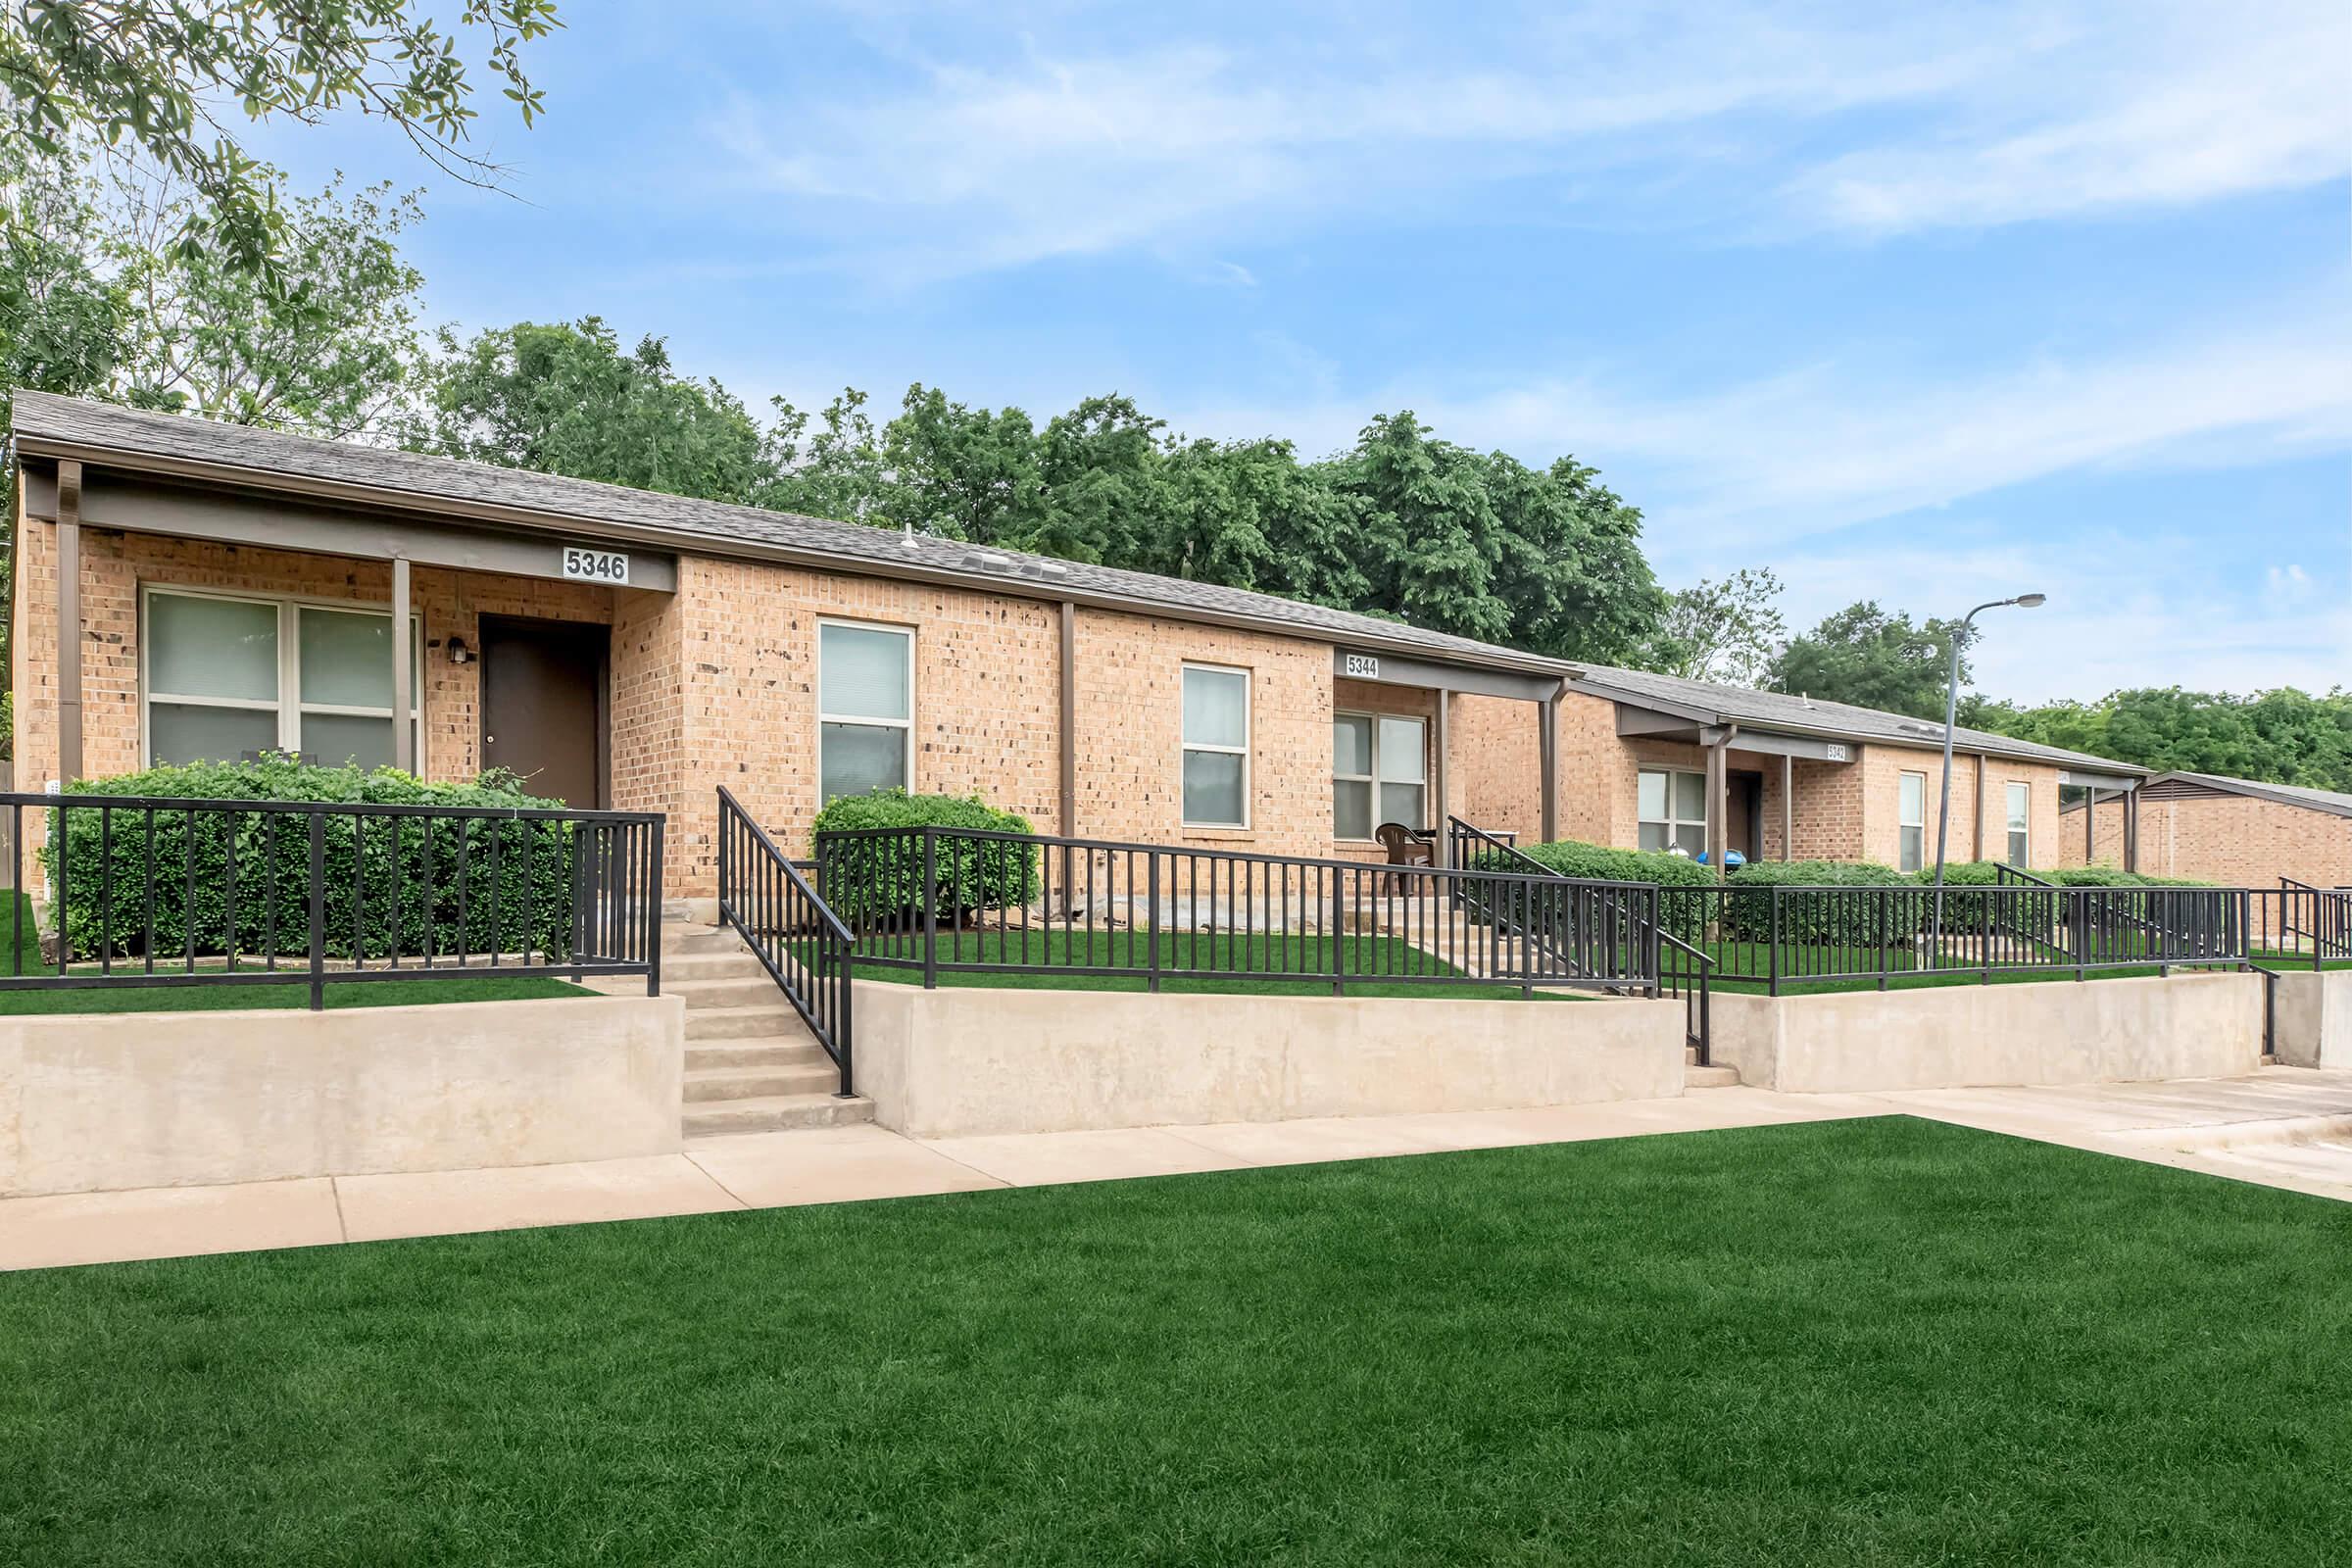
[836,928,1585,999]
[5,1117,2349,1566]
[0,890,591,1012]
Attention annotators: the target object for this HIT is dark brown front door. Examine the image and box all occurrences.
[480,616,608,808]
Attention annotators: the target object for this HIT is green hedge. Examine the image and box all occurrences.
[1466,839,1714,943]
[45,760,576,964]
[1716,858,1916,945]
[812,790,1038,924]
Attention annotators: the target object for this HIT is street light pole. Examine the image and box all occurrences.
[1927,593,2045,968]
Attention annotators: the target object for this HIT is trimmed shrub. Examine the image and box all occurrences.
[1721,858,1918,946]
[45,759,575,963]
[1465,839,1714,943]
[811,790,1038,924]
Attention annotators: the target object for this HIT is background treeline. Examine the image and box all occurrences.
[4,145,2343,791]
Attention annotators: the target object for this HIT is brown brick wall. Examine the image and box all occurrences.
[2062,794,2352,888]
[11,521,613,789]
[7,496,2099,902]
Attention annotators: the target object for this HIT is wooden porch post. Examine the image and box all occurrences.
[1781,753,1793,860]
[55,460,83,784]
[2124,789,2138,873]
[390,556,415,774]
[1537,696,1557,844]
[1058,600,1077,836]
[1706,735,1729,879]
[2085,789,2097,861]
[1971,754,1986,861]
[1432,686,1450,865]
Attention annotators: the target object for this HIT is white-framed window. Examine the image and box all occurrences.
[2005,781,2031,865]
[1638,767,1708,857]
[817,618,914,804]
[1181,662,1250,827]
[141,586,420,771]
[1898,770,1927,872]
[1333,711,1428,840]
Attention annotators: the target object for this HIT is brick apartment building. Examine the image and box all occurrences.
[8,393,2146,899]
[2062,772,2352,890]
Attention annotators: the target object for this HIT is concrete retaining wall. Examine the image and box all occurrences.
[0,995,683,1198]
[1709,972,2262,1094]
[852,984,1688,1139]
[2270,969,2352,1070]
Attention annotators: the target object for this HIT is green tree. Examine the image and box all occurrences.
[1033,395,1168,564]
[416,318,775,502]
[876,383,1045,546]
[111,170,426,436]
[0,145,129,747]
[1,0,558,275]
[1767,601,1973,719]
[1965,687,2352,793]
[758,388,885,523]
[1644,567,1786,686]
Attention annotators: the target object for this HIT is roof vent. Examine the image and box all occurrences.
[1017,560,1069,581]
[958,550,1013,572]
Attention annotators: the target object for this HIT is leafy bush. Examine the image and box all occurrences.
[812,790,1038,924]
[1720,858,1918,946]
[45,759,576,963]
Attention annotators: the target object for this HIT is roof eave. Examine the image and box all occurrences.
[1564,669,2146,775]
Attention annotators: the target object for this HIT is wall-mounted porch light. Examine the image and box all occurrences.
[446,635,474,665]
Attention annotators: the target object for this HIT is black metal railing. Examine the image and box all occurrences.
[813,822,1664,999]
[715,787,856,1093]
[6,790,662,1007]
[1447,814,1715,1060]
[1444,814,1525,874]
[2260,881,2352,967]
[1654,881,2251,993]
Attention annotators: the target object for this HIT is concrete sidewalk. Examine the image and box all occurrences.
[7,1069,2348,1272]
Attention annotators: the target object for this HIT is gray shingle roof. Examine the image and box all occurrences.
[7,390,1562,675]
[2142,772,2352,821]
[1564,662,2148,774]
[8,391,2155,778]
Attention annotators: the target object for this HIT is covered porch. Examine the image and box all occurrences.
[1326,645,1567,868]
[16,456,681,869]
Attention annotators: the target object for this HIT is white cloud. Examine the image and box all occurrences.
[1788,2,2351,232]
[1172,313,2352,545]
[695,1,2351,276]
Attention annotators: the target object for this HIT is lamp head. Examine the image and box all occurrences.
[2014,593,2047,609]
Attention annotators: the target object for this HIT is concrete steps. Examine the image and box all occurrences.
[656,913,871,1140]
[1684,1044,1739,1089]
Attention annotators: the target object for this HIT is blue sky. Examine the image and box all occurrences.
[259,0,2350,703]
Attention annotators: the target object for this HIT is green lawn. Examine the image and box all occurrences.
[0,890,591,1012]
[1693,938,2352,995]
[4,1118,2347,1565]
[837,929,1586,999]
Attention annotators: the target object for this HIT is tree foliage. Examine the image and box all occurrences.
[112,169,426,435]
[418,318,774,501]
[1767,601,1974,719]
[1643,566,1787,686]
[425,344,1667,664]
[1963,687,2352,794]
[1,0,558,276]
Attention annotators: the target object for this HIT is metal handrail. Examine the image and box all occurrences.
[1449,814,1714,1061]
[715,787,856,1094]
